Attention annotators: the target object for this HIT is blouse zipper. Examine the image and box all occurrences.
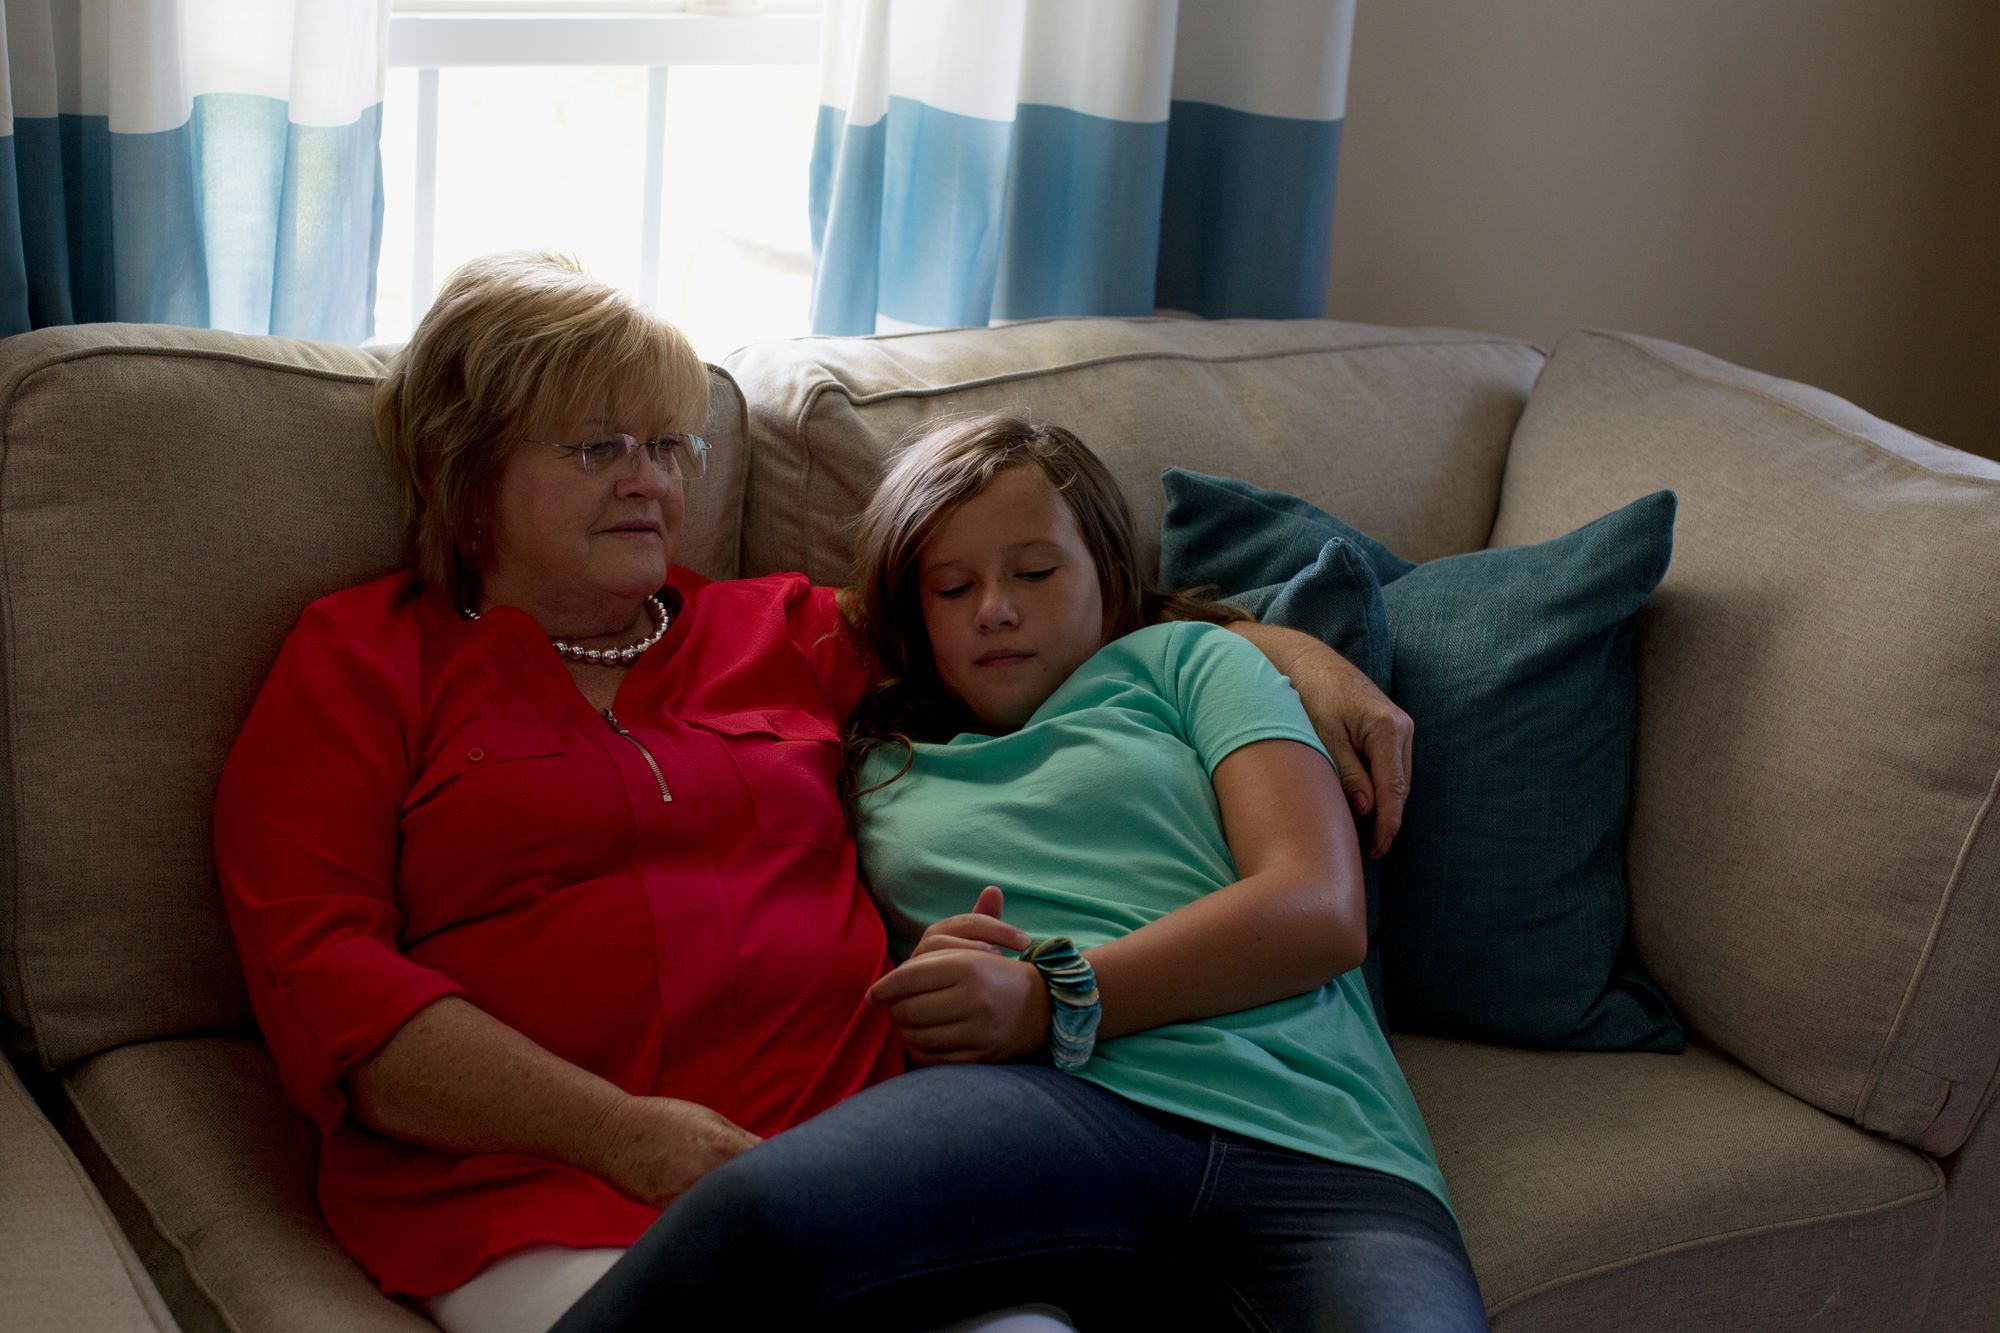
[602,708,672,803]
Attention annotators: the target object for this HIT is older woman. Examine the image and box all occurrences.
[213,252,1413,1333]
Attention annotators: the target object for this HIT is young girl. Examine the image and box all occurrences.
[552,415,1485,1332]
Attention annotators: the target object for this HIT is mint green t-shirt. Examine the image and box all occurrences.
[855,621,1452,1216]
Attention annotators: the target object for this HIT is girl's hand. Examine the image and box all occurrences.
[874,886,1048,1063]
[910,885,1030,957]
[867,948,1051,1065]
[583,1095,762,1209]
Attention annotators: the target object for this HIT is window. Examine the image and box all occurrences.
[379,2,823,358]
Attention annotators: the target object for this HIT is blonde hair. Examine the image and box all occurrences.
[372,251,710,594]
[843,412,1245,796]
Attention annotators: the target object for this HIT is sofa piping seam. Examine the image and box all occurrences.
[792,377,833,580]
[793,314,1213,343]
[0,373,44,1069]
[55,1101,177,1330]
[704,363,752,578]
[1908,1146,1957,1333]
[1484,1173,1946,1319]
[819,337,1541,407]
[777,314,1523,349]
[1585,330,1997,487]
[1851,762,2000,1141]
[6,340,385,389]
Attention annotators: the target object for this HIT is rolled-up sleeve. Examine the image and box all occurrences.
[214,602,466,1136]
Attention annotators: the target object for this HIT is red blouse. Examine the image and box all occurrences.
[213,568,904,1297]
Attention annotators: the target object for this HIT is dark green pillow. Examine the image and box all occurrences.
[1162,469,1684,1052]
[1226,536,1392,1029]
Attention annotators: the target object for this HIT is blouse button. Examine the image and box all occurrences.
[467,747,486,762]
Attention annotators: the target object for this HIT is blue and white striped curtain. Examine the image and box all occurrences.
[810,0,1353,335]
[0,0,388,342]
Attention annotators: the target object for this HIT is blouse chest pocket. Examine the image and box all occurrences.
[404,720,568,811]
[398,718,583,944]
[690,709,848,856]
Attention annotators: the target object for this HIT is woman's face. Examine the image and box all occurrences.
[479,416,686,626]
[917,464,1108,731]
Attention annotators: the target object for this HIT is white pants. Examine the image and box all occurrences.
[424,1244,1075,1333]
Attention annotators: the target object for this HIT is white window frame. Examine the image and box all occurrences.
[387,4,822,316]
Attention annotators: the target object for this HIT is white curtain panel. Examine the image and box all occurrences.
[0,0,389,340]
[810,0,1354,334]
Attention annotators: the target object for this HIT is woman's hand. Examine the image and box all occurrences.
[869,887,1049,1064]
[584,1095,762,1209]
[344,998,759,1208]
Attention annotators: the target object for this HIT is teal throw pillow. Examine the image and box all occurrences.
[1161,469,1684,1053]
[1224,537,1393,1029]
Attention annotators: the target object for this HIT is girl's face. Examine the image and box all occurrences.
[917,464,1109,731]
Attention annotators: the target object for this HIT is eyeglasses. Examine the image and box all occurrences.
[539,433,710,480]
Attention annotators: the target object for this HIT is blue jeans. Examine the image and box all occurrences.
[554,1063,1489,1332]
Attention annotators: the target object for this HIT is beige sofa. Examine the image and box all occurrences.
[1,316,1994,1332]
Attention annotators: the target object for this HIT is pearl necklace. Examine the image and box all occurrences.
[465,594,671,666]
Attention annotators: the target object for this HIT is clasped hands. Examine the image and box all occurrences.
[866,886,1052,1066]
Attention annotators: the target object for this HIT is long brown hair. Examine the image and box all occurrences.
[842,412,1245,800]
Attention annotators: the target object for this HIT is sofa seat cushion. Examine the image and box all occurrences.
[1396,1035,1945,1331]
[59,1035,432,1333]
[2,1057,174,1332]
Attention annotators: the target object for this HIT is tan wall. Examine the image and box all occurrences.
[1326,0,2000,459]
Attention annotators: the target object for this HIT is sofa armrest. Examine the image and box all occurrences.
[1,1057,176,1332]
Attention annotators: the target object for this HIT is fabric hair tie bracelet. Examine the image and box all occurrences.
[1022,936,1101,1073]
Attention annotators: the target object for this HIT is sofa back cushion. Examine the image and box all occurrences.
[0,325,746,1070]
[1492,329,2000,1155]
[722,317,1546,587]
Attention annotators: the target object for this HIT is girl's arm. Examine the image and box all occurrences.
[866,737,1364,1061]
[1226,620,1412,858]
[1089,736,1365,1038]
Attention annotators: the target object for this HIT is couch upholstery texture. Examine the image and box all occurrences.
[0,316,1994,1332]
